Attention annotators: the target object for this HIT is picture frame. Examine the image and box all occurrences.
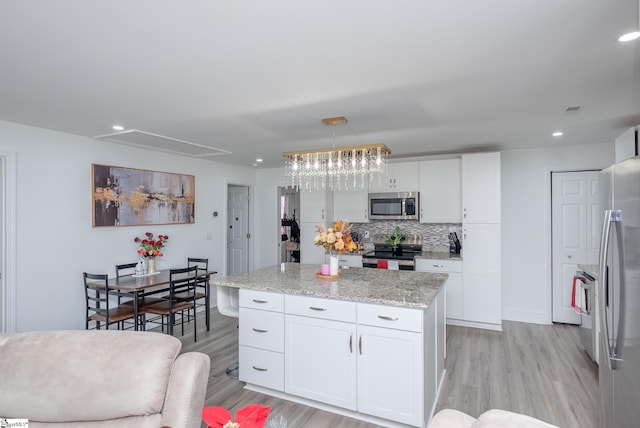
[92,163,195,227]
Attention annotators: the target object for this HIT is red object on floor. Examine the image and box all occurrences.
[377,260,388,269]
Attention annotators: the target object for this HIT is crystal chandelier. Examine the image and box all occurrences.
[283,117,391,191]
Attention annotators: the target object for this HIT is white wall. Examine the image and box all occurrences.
[0,120,256,332]
[501,142,614,324]
[254,167,286,269]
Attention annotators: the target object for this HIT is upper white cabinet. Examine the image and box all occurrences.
[334,187,369,223]
[300,189,333,224]
[614,126,638,163]
[369,162,419,193]
[462,153,501,223]
[418,158,462,223]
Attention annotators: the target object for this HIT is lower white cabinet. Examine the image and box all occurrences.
[462,223,501,325]
[285,314,357,410]
[356,324,423,426]
[415,258,463,321]
[337,254,363,268]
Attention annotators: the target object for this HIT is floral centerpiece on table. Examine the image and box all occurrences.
[134,232,169,257]
[314,220,358,254]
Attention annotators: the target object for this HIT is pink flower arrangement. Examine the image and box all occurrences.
[134,232,168,257]
[202,404,271,428]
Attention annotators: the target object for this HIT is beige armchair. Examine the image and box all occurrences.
[0,330,210,428]
[430,409,559,428]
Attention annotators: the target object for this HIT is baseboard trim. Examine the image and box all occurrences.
[446,318,503,331]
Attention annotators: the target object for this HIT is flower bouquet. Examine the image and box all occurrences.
[134,232,169,257]
[313,220,357,254]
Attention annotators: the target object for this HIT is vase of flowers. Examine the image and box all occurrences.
[314,220,357,276]
[134,232,169,274]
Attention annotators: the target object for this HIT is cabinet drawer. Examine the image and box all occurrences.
[239,346,284,391]
[239,289,284,312]
[337,255,363,268]
[357,303,422,332]
[415,258,462,273]
[285,295,356,323]
[239,308,284,352]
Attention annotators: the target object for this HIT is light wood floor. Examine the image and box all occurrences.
[167,311,599,427]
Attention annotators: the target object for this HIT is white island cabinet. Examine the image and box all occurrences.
[215,264,447,428]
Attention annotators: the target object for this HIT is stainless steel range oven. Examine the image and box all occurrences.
[362,234,422,271]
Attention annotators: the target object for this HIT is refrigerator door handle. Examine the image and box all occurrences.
[599,209,625,370]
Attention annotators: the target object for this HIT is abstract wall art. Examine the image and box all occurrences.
[92,164,195,227]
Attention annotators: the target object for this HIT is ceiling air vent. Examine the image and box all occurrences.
[93,129,231,158]
[563,105,584,113]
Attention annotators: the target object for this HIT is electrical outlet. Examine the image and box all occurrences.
[364,231,370,239]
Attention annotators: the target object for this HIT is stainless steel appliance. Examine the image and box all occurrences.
[368,191,419,220]
[598,156,640,428]
[574,270,596,361]
[362,234,422,270]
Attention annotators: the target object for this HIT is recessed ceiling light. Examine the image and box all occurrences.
[112,125,124,131]
[552,131,563,137]
[256,158,263,163]
[619,31,640,42]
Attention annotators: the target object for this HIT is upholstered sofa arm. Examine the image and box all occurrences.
[162,351,211,428]
[430,409,559,428]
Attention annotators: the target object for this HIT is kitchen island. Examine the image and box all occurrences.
[212,263,447,428]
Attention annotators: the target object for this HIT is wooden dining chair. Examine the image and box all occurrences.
[83,272,145,330]
[145,266,199,342]
[173,257,211,331]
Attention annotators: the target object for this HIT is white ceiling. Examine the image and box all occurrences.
[1,0,638,168]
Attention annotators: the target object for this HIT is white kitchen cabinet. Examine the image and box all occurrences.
[333,187,369,223]
[356,303,426,427]
[238,290,285,391]
[337,254,363,268]
[285,314,357,410]
[369,162,419,193]
[418,158,462,223]
[300,189,333,224]
[461,153,501,223]
[356,324,423,426]
[614,126,638,163]
[415,258,463,321]
[461,223,501,325]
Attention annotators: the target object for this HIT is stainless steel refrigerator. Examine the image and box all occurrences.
[598,156,640,428]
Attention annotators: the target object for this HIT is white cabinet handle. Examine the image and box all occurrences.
[378,315,399,321]
[309,306,327,311]
[252,366,268,372]
[322,209,325,219]
[432,264,444,268]
[364,209,368,219]
[463,208,467,219]
[252,328,268,333]
[252,299,268,304]
[420,208,423,219]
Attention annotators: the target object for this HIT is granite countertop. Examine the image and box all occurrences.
[578,264,599,279]
[415,251,462,261]
[211,263,447,309]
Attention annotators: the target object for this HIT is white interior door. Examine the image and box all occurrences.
[551,171,601,324]
[227,185,250,275]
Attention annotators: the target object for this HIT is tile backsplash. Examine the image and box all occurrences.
[350,220,462,252]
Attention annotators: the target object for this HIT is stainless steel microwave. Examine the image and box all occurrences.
[368,192,420,220]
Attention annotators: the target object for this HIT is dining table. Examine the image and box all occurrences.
[102,268,217,330]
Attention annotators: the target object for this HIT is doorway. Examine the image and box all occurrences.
[551,170,601,324]
[0,151,17,333]
[227,185,250,276]
[278,187,300,264]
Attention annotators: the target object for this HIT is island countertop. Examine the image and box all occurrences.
[211,263,447,308]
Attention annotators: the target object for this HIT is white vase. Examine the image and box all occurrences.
[329,253,339,276]
[147,257,156,274]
